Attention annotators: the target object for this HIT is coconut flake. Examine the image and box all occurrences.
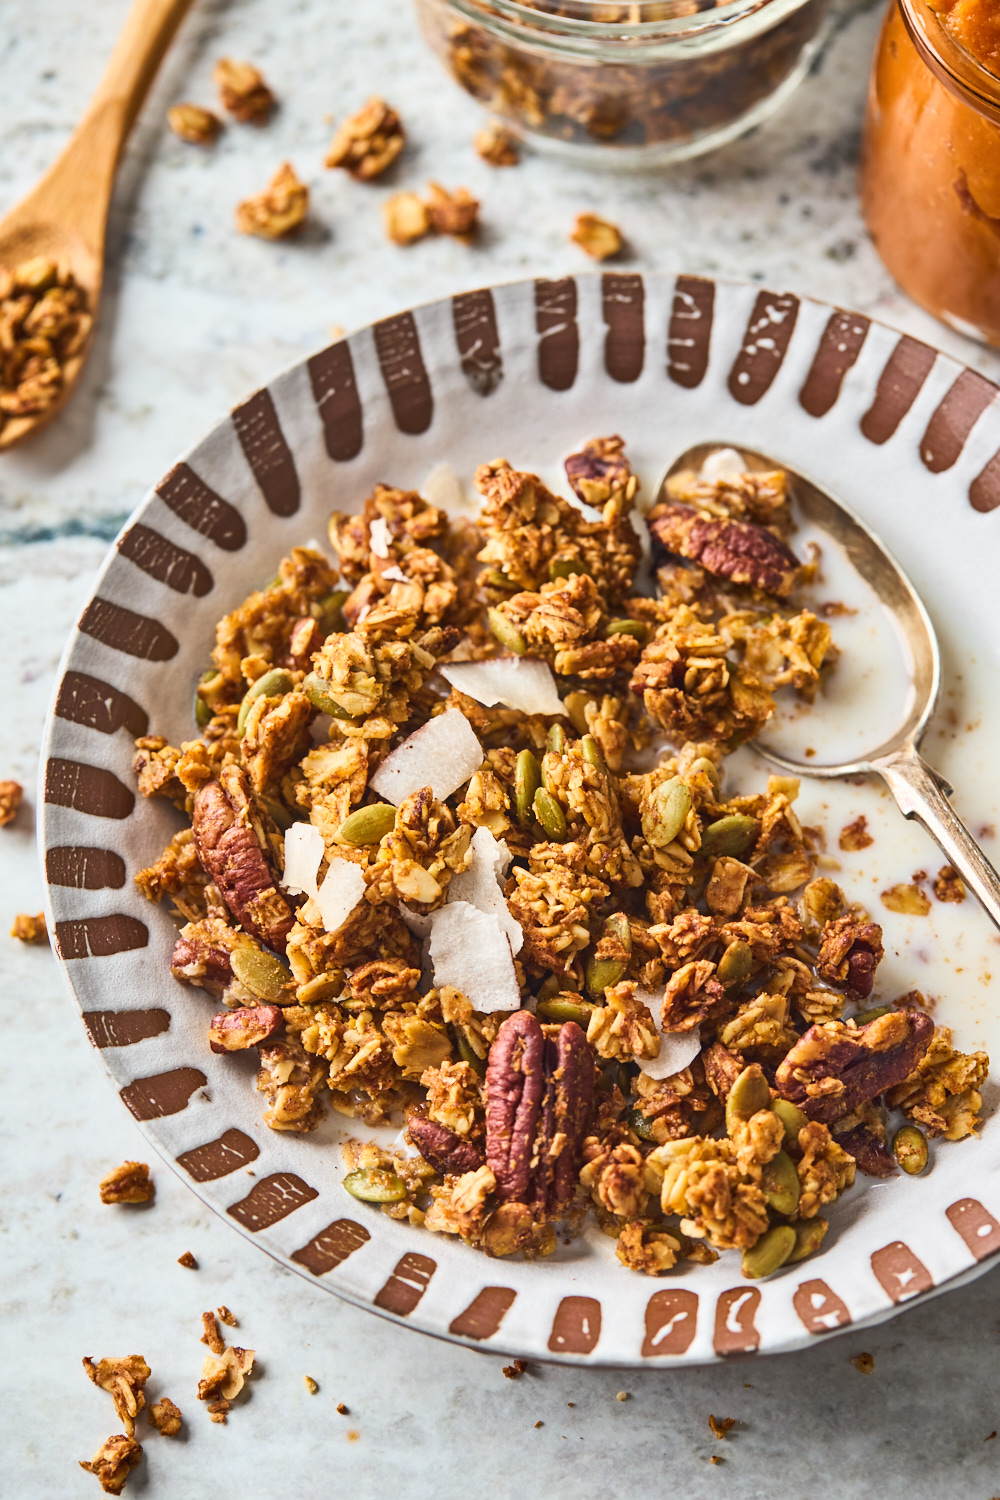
[439,657,564,719]
[370,707,483,805]
[381,565,411,584]
[448,826,522,955]
[314,858,366,935]
[699,447,746,484]
[422,461,476,518]
[369,517,392,558]
[283,822,325,898]
[428,901,521,1012]
[635,986,702,1080]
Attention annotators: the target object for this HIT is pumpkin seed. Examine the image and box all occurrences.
[488,607,526,655]
[605,618,648,641]
[892,1124,928,1175]
[515,749,541,824]
[628,1106,657,1143]
[455,1031,486,1077]
[338,803,397,845]
[194,668,218,729]
[741,1224,796,1279]
[533,787,567,841]
[688,755,721,792]
[562,691,593,735]
[726,1065,772,1132]
[546,723,566,756]
[262,797,294,832]
[318,588,349,632]
[548,558,590,581]
[343,1168,408,1204]
[584,957,626,997]
[296,971,345,1004]
[787,1216,828,1262]
[701,814,758,860]
[761,1150,801,1217]
[717,939,753,988]
[302,672,358,721]
[581,735,606,773]
[481,568,511,589]
[237,668,294,734]
[231,945,292,1001]
[773,1098,809,1142]
[642,776,692,849]
[537,997,596,1027]
[853,1005,891,1027]
[604,912,633,952]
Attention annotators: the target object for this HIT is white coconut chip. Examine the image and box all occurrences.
[448,826,522,956]
[422,461,476,518]
[438,657,564,719]
[369,516,392,558]
[699,447,746,484]
[635,985,703,1080]
[370,707,483,805]
[282,822,325,898]
[428,901,521,1013]
[314,858,367,936]
[382,565,411,584]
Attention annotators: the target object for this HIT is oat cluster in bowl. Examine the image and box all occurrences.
[132,437,987,1281]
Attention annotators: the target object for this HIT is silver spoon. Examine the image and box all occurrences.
[660,442,1000,934]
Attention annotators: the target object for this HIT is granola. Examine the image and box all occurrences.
[0,259,91,435]
[132,437,987,1282]
[99,1162,154,1205]
[236,163,309,240]
[10,911,47,943]
[325,97,405,179]
[79,1434,142,1494]
[214,58,275,124]
[570,213,623,261]
[0,778,23,826]
[166,103,221,144]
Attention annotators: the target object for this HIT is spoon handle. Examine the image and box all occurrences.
[873,748,1000,934]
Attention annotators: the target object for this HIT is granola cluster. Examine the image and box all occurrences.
[0,258,91,433]
[132,436,988,1283]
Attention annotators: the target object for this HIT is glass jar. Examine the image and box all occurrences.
[860,1,1000,347]
[414,0,832,167]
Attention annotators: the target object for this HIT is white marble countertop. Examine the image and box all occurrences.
[3,0,1000,1495]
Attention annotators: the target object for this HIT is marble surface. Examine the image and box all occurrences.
[3,0,1000,1495]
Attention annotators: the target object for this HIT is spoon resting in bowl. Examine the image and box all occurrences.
[659,441,1000,935]
[0,0,195,451]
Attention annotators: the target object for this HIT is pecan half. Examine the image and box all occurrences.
[564,435,635,509]
[209,1005,284,1053]
[648,502,802,597]
[192,770,293,952]
[171,935,234,996]
[775,1010,934,1123]
[534,1021,595,1216]
[486,1010,546,1203]
[816,913,884,999]
[408,1114,484,1176]
[833,1124,897,1178]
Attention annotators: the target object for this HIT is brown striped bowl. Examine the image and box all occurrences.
[40,273,1000,1364]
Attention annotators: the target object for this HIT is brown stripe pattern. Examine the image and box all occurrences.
[728,291,800,406]
[291,1219,371,1276]
[120,1066,206,1120]
[969,449,1000,512]
[860,336,937,444]
[231,388,300,515]
[308,341,363,461]
[713,1287,760,1355]
[374,312,433,434]
[920,369,997,471]
[79,599,178,661]
[118,524,213,597]
[156,462,247,551]
[46,846,126,889]
[792,1278,851,1334]
[56,915,149,959]
[83,1009,170,1048]
[374,1252,436,1315]
[799,310,870,417]
[535,278,579,392]
[548,1295,601,1355]
[55,672,148,737]
[452,290,503,397]
[946,1197,1000,1260]
[602,272,645,384]
[177,1128,260,1183]
[228,1173,319,1231]
[870,1242,933,1303]
[642,1289,698,1357]
[667,275,714,389]
[449,1287,516,1341]
[45,759,134,819]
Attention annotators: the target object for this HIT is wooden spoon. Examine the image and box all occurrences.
[0,0,196,451]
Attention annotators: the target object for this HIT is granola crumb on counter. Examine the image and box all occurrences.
[148,1397,183,1436]
[325,97,405,180]
[571,213,623,260]
[217,1305,237,1327]
[78,1434,143,1494]
[206,1399,229,1423]
[0,260,91,433]
[474,121,520,166]
[83,1356,151,1437]
[534,1419,543,1427]
[99,1162,154,1205]
[214,58,275,124]
[337,1402,348,1414]
[881,882,932,916]
[0,778,23,825]
[10,911,47,944]
[166,103,221,144]
[710,1455,724,1465]
[236,163,309,240]
[709,1414,735,1438]
[851,1351,875,1374]
[615,1391,629,1402]
[304,1375,319,1393]
[838,814,873,852]
[425,182,480,241]
[503,1359,528,1379]
[933,864,967,903]
[200,1311,225,1354]
[177,1250,198,1268]
[384,191,430,246]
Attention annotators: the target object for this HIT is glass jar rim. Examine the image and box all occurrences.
[443,0,792,43]
[899,0,1000,122]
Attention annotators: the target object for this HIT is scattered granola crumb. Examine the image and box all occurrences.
[148,1397,182,1436]
[709,1414,735,1439]
[0,779,23,826]
[206,1399,230,1423]
[198,1346,255,1418]
[851,1351,875,1374]
[881,883,932,916]
[534,1420,543,1428]
[425,181,480,241]
[167,103,220,145]
[383,191,430,247]
[83,1357,151,1437]
[10,911,47,943]
[236,163,309,240]
[615,1390,628,1402]
[820,600,857,617]
[217,1305,237,1327]
[99,1162,154,1205]
[0,262,92,434]
[79,1434,143,1494]
[200,1312,224,1355]
[571,213,623,260]
[986,1430,997,1441]
[304,1375,318,1394]
[214,58,274,124]
[177,1251,197,1269]
[336,1402,348,1415]
[474,121,520,166]
[839,814,873,852]
[503,1359,528,1379]
[710,1455,724,1466]
[567,1402,575,1407]
[933,864,967,903]
[325,97,404,180]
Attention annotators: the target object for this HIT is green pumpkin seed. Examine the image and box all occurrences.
[761,1150,801,1217]
[642,776,692,849]
[717,939,753,988]
[701,814,758,860]
[548,558,590,581]
[605,618,648,641]
[562,691,594,735]
[237,668,294,734]
[546,723,566,756]
[537,997,596,1027]
[584,957,626,998]
[773,1098,809,1142]
[741,1224,796,1279]
[488,607,526,656]
[302,672,359,721]
[892,1124,928,1175]
[787,1216,828,1263]
[231,945,293,1001]
[262,797,294,832]
[853,1005,891,1027]
[726,1065,772,1132]
[194,668,218,729]
[318,588,349,632]
[628,1106,657,1143]
[581,735,606,773]
[343,1168,408,1204]
[455,1031,486,1077]
[688,755,721,792]
[533,787,567,841]
[481,568,511,589]
[515,749,541,824]
[338,803,397,846]
[604,912,633,953]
